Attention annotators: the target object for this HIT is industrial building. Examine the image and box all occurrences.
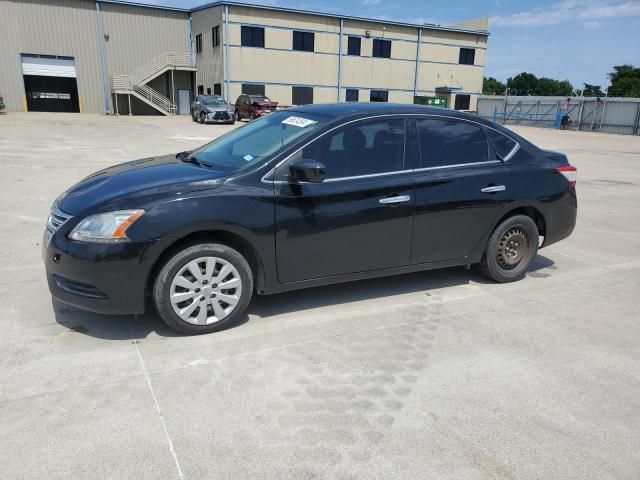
[0,0,489,115]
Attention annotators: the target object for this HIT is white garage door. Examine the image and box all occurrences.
[21,56,77,78]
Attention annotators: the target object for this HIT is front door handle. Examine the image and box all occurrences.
[379,195,411,204]
[481,185,506,193]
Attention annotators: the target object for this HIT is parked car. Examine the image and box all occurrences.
[0,94,5,111]
[43,103,577,335]
[191,95,235,124]
[234,94,278,121]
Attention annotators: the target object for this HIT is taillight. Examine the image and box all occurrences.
[556,165,577,187]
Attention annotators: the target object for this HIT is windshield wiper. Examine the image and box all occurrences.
[177,151,212,168]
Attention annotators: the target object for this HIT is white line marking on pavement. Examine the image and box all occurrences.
[128,321,186,480]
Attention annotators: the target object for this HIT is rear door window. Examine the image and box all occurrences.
[416,118,489,168]
[301,118,405,179]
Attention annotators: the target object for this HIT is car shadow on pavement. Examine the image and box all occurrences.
[52,254,555,340]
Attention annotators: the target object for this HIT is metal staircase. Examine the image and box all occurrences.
[111,52,196,116]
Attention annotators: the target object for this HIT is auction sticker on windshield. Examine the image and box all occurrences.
[281,116,318,128]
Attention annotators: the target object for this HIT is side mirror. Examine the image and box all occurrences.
[289,160,326,183]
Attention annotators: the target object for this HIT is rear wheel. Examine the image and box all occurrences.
[153,243,253,335]
[235,110,241,121]
[478,215,538,282]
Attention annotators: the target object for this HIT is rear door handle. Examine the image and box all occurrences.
[379,195,411,204]
[481,185,506,193]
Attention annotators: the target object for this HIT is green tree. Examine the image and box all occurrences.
[607,65,640,97]
[536,77,573,96]
[483,76,506,95]
[582,83,604,97]
[506,72,538,95]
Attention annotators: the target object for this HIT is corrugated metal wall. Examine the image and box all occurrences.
[477,96,640,136]
[0,0,191,114]
[191,6,225,98]
[99,2,190,76]
[0,0,104,113]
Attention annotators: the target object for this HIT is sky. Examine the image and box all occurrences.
[140,0,640,89]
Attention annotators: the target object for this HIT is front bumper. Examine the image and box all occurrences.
[43,227,172,315]
[204,111,234,123]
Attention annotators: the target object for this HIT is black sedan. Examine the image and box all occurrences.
[44,103,577,334]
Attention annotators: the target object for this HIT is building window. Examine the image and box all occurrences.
[195,34,203,53]
[347,36,361,56]
[212,26,220,48]
[241,26,265,48]
[370,90,388,102]
[213,83,222,95]
[293,31,314,52]
[454,94,471,110]
[197,85,204,95]
[345,89,359,102]
[242,84,265,96]
[372,39,391,58]
[292,86,313,105]
[459,48,475,65]
[206,87,211,95]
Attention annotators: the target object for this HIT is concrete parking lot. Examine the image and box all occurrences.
[1,112,639,480]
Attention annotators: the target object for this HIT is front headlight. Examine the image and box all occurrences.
[69,209,145,243]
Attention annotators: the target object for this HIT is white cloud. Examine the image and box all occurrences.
[361,0,381,4]
[490,0,640,27]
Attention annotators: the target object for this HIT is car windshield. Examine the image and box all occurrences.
[202,96,226,106]
[249,96,270,104]
[187,111,330,173]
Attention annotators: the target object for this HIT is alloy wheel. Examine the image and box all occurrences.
[169,256,242,325]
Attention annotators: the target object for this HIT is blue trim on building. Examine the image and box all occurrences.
[229,45,338,56]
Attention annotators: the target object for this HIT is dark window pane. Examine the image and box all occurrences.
[242,84,265,96]
[372,39,391,58]
[213,83,222,95]
[292,86,313,105]
[485,128,517,159]
[212,26,220,47]
[454,94,471,110]
[345,89,358,102]
[459,48,475,65]
[347,36,361,56]
[293,31,314,52]
[197,85,204,95]
[241,26,264,47]
[370,90,388,102]
[206,87,211,95]
[302,119,404,178]
[417,118,488,168]
[195,34,203,53]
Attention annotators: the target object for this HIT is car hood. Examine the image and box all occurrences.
[204,105,231,112]
[58,154,228,216]
[253,101,278,108]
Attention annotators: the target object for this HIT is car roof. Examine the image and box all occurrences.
[289,102,478,120]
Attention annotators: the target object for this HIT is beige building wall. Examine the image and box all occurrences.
[220,5,488,109]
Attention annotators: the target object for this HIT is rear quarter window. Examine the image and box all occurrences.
[485,128,518,159]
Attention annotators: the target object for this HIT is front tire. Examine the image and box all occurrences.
[153,243,253,335]
[199,112,206,124]
[478,215,539,283]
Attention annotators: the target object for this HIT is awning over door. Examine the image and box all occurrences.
[21,55,77,78]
